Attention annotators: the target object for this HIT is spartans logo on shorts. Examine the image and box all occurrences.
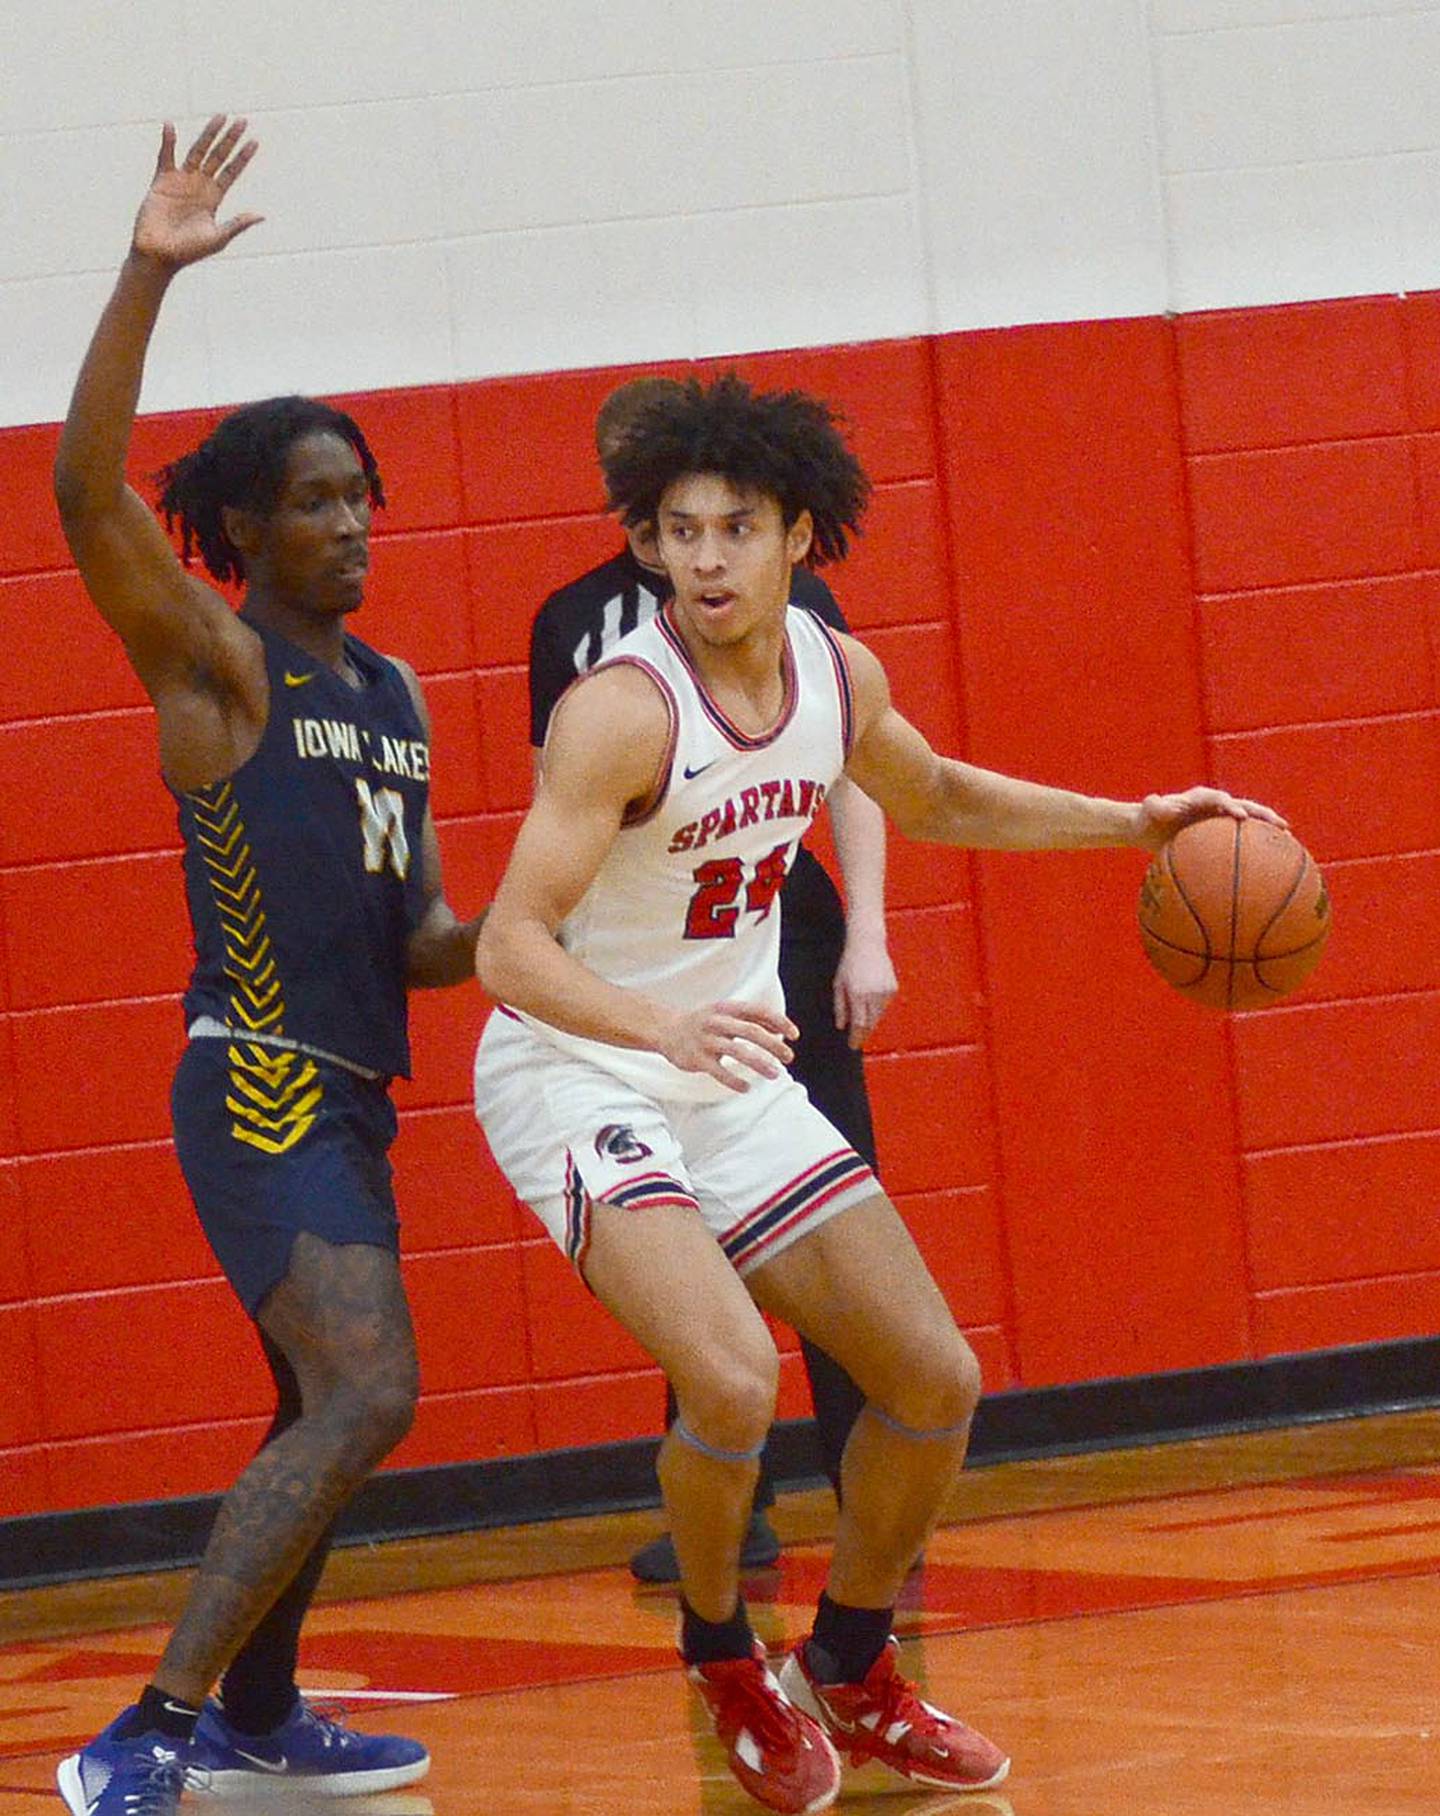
[594,1123,653,1165]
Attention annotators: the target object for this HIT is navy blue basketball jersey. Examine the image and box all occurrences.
[177,617,429,1083]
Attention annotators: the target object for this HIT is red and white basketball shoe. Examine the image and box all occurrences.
[688,1643,841,1813]
[779,1637,1009,1793]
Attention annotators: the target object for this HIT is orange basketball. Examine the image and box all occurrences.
[1137,816,1331,1011]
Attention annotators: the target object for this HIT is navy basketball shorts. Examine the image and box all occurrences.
[473,1010,878,1279]
[172,1037,401,1317]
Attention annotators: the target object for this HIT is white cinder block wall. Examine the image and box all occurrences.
[2,0,1439,429]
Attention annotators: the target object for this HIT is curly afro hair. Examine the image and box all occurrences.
[155,395,385,585]
[601,373,869,566]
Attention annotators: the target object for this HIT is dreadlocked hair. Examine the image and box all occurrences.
[601,373,870,566]
[154,395,385,585]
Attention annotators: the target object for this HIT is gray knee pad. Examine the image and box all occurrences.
[864,1401,971,1443]
[671,1415,766,1465]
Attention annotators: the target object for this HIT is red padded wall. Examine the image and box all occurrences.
[1176,293,1440,1357]
[935,319,1252,1385]
[3,299,1437,1520]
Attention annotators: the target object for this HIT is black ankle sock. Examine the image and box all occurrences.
[120,1686,203,1742]
[214,1685,300,1737]
[680,1597,756,1665]
[807,1592,893,1684]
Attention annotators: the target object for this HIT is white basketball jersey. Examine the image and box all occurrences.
[516,603,856,1103]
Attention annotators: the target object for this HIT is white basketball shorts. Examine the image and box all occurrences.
[473,1009,878,1277]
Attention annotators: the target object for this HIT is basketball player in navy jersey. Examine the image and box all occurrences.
[52,119,481,1816]
[474,373,1284,1812]
[530,377,896,1582]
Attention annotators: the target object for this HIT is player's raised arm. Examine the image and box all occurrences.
[840,633,1283,851]
[54,118,264,730]
[476,665,796,1091]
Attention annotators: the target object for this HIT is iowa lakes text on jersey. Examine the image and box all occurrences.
[666,776,828,853]
[292,715,430,780]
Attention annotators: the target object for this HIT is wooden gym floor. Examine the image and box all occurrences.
[3,1408,1440,1813]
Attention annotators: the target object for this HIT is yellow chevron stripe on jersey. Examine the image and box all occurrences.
[193,797,241,845]
[229,995,284,1032]
[230,1115,319,1155]
[186,778,323,1155]
[227,1088,324,1132]
[232,1041,299,1084]
[217,915,269,958]
[230,975,282,1013]
[227,1056,320,1114]
[226,1094,322,1142]
[224,1044,321,1154]
[195,818,243,858]
[195,816,246,860]
[223,944,274,977]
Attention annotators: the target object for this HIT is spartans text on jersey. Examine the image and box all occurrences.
[666,777,828,853]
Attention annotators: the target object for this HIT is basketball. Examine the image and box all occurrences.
[1137,815,1331,1011]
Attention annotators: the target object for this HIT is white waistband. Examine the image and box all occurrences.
[186,1016,384,1082]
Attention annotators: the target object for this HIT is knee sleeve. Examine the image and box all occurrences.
[671,1415,767,1465]
[864,1401,971,1443]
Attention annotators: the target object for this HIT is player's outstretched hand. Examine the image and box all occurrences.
[133,116,262,271]
[659,1001,798,1093]
[1133,786,1287,852]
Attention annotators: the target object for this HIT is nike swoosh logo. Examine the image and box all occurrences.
[683,760,717,779]
[232,1750,288,1774]
[283,670,315,687]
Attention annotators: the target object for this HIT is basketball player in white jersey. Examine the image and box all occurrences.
[473,374,1283,1814]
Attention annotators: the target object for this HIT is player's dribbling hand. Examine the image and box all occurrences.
[132,116,263,271]
[659,1001,798,1093]
[1133,787,1287,852]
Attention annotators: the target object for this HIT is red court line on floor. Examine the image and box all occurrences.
[7,1467,1440,1767]
[1325,1518,1440,1542]
[1148,1471,1440,1532]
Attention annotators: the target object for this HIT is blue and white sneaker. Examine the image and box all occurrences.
[56,1709,187,1816]
[186,1697,429,1797]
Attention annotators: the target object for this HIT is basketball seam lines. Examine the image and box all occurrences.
[1161,843,1212,958]
[1228,818,1242,1011]
[1139,924,1330,965]
[1253,845,1313,958]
